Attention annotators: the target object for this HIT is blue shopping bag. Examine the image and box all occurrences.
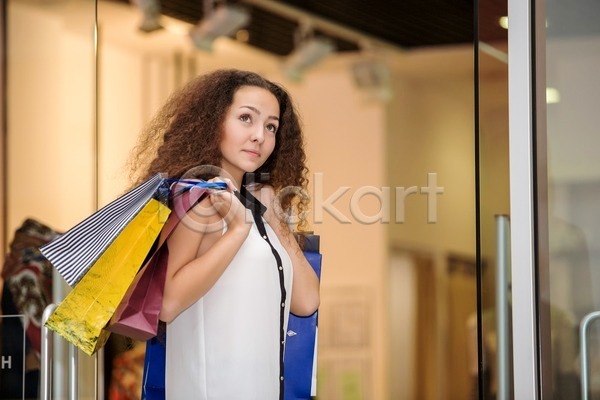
[284,235,322,400]
[141,326,166,400]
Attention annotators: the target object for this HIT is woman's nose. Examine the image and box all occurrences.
[250,127,265,143]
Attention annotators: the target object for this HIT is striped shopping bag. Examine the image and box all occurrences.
[39,173,166,287]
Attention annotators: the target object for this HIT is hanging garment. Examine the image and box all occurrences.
[2,218,58,356]
[1,218,59,399]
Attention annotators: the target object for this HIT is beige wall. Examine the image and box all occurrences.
[7,1,97,234]
[387,53,476,254]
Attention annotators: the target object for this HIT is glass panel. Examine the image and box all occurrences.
[541,1,600,398]
[4,0,98,398]
[386,30,476,400]
[476,0,510,398]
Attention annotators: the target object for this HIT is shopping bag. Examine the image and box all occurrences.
[44,198,170,355]
[107,244,169,341]
[284,234,322,400]
[40,173,167,287]
[108,184,211,341]
[141,327,167,400]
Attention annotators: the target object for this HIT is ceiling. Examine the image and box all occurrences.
[127,0,509,56]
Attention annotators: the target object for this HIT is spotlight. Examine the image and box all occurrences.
[350,59,393,102]
[281,36,335,81]
[133,0,163,33]
[189,4,251,51]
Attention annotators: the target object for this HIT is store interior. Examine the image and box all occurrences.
[1,1,510,399]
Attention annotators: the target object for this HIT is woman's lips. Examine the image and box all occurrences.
[243,149,260,157]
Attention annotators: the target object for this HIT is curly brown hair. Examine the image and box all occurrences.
[128,68,309,230]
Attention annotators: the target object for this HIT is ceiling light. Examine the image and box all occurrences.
[546,87,560,104]
[499,16,508,30]
[281,36,335,81]
[189,4,251,51]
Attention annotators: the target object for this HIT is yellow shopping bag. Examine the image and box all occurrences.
[45,198,170,356]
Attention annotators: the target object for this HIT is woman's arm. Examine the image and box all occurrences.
[260,186,320,317]
[160,186,252,323]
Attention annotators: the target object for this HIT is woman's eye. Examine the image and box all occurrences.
[266,124,278,133]
[239,114,251,123]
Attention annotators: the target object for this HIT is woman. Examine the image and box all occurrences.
[129,69,320,399]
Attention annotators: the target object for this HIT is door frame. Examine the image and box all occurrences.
[508,0,550,398]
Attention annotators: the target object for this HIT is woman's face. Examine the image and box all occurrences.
[219,85,279,184]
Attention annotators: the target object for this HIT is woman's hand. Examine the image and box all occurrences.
[208,177,252,234]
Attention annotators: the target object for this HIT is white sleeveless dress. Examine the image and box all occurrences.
[165,216,293,400]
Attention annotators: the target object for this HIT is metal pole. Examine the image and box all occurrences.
[68,343,78,400]
[96,347,105,400]
[41,304,58,400]
[52,273,68,399]
[496,215,511,400]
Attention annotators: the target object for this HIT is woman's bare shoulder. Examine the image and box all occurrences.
[168,194,224,258]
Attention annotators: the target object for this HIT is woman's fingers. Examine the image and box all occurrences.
[176,176,248,235]
[207,176,237,191]
[208,185,245,223]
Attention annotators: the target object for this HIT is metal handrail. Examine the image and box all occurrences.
[580,311,600,400]
[495,215,511,400]
[41,304,58,400]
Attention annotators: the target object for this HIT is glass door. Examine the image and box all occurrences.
[3,1,99,399]
[505,0,600,398]
[538,1,600,398]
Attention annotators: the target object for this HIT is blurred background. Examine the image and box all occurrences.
[0,0,511,399]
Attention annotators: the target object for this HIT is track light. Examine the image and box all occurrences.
[350,58,393,102]
[281,36,335,81]
[189,4,251,51]
[133,0,163,33]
